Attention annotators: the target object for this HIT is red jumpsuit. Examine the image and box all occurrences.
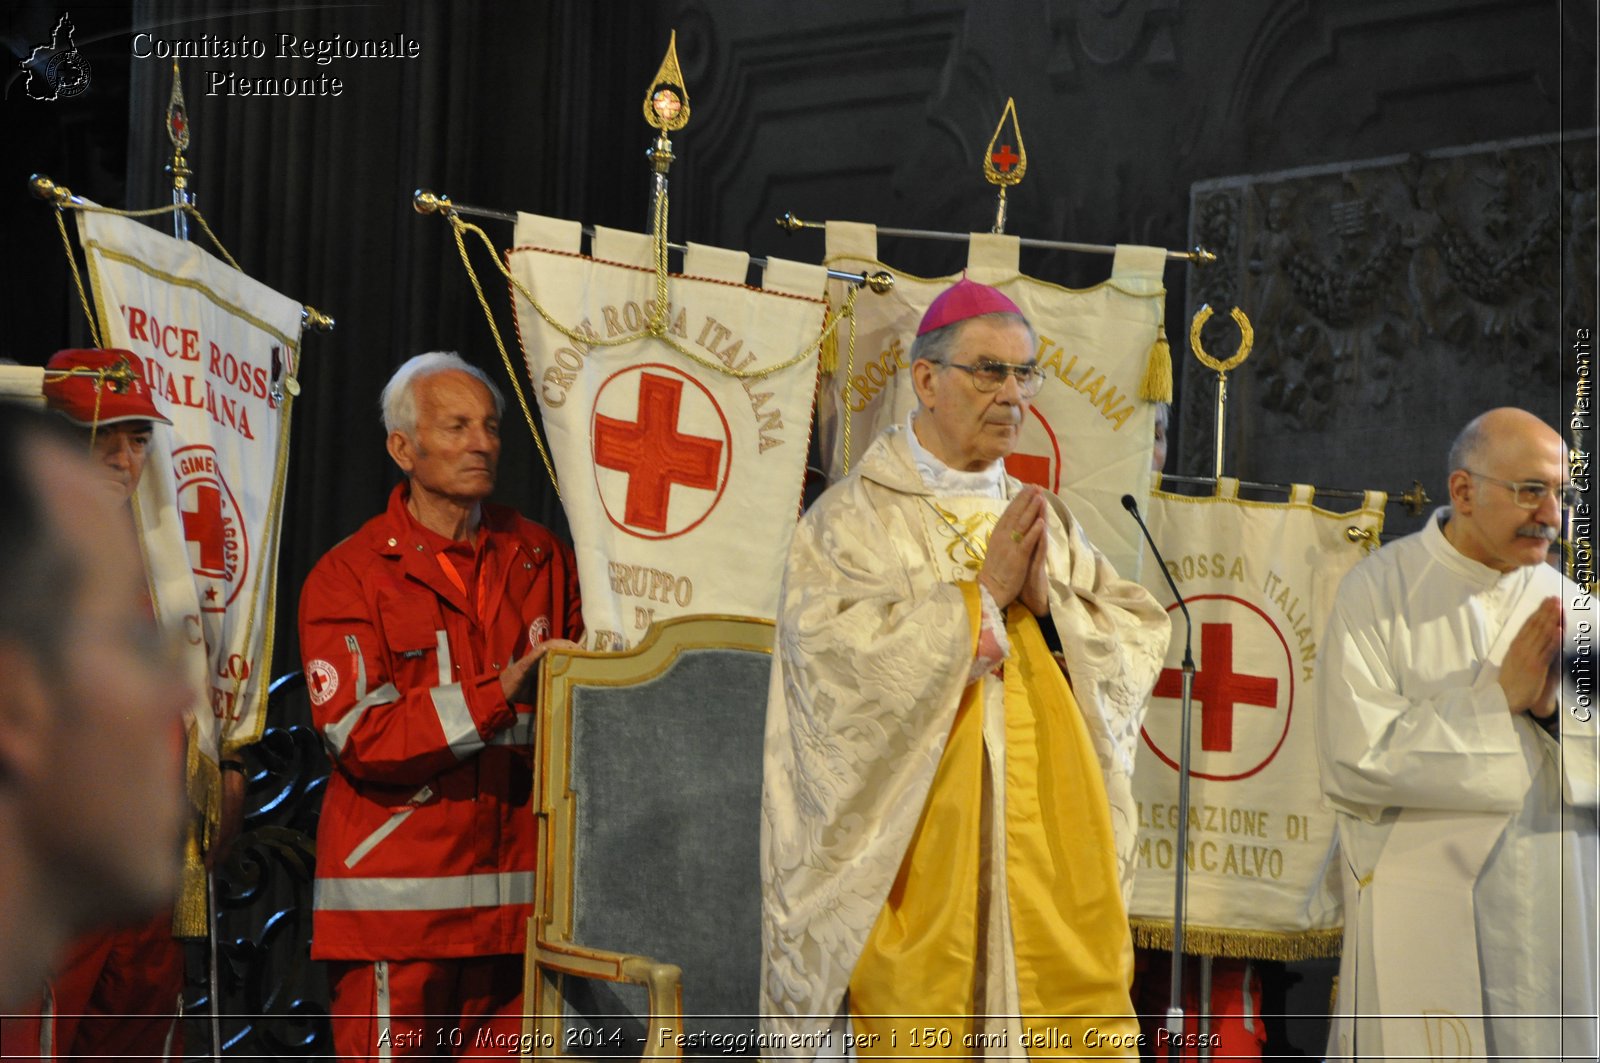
[1,918,186,1062]
[298,484,581,1059]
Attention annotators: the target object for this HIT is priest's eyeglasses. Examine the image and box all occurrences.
[1467,471,1584,510]
[930,359,1047,397]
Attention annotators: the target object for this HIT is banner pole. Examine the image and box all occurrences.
[164,59,222,1062]
[413,190,890,292]
[1171,306,1258,1054]
[777,211,1217,265]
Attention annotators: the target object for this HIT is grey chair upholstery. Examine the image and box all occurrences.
[523,616,774,1061]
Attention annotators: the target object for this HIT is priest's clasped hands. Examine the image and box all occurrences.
[1498,595,1563,719]
[980,485,1051,617]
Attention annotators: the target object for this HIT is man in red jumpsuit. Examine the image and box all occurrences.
[299,352,581,1059]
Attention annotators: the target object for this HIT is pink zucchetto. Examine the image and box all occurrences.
[915,277,1023,336]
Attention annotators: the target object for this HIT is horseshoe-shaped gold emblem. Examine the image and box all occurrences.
[1189,304,1255,373]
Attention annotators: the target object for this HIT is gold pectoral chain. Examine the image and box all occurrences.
[921,499,998,573]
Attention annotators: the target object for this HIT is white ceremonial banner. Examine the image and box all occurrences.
[509,213,827,650]
[1127,480,1386,958]
[77,208,304,770]
[0,364,45,404]
[817,224,1166,576]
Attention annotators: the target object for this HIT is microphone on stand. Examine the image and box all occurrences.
[1121,493,1198,1059]
[1122,495,1193,648]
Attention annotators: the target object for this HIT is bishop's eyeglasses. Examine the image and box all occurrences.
[929,359,1047,397]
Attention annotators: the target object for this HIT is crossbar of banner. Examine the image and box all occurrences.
[412,191,893,291]
[30,175,336,334]
[776,211,1217,265]
[1159,473,1431,516]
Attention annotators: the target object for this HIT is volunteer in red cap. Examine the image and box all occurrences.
[41,347,170,502]
[2,348,190,1061]
[760,279,1171,1056]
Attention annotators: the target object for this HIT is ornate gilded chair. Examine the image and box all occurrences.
[523,616,774,1060]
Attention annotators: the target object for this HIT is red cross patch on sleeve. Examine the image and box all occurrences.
[307,659,339,706]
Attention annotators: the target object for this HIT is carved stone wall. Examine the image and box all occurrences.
[652,0,1594,491]
[1186,133,1594,538]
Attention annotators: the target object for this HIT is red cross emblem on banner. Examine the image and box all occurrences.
[991,144,1020,172]
[182,483,226,575]
[1142,594,1294,781]
[591,365,732,540]
[1003,406,1061,492]
[1153,623,1278,752]
[172,444,249,612]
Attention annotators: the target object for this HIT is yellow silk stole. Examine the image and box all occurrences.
[849,583,1137,1058]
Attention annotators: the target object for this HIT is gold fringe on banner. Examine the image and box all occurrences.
[173,818,209,938]
[1129,918,1342,961]
[170,718,222,937]
[1138,324,1173,403]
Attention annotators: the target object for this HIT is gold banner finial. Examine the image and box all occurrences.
[982,98,1027,188]
[1399,480,1431,518]
[1189,304,1254,374]
[166,59,190,156]
[643,30,691,133]
[165,59,192,241]
[1189,304,1255,479]
[30,173,71,205]
[982,97,1027,234]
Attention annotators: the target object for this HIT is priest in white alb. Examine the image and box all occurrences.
[760,279,1170,1058]
[1317,407,1598,1062]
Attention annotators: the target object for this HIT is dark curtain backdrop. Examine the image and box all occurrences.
[4,0,135,357]
[119,0,665,676]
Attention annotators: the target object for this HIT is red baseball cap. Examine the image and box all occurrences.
[42,348,172,427]
[915,277,1023,336]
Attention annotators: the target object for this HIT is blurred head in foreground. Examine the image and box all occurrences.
[0,403,189,1008]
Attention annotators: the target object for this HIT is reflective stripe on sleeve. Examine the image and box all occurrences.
[345,634,367,701]
[315,871,535,912]
[435,629,453,684]
[488,713,534,747]
[430,682,483,759]
[322,683,400,757]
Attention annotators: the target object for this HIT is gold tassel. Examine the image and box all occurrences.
[819,316,839,376]
[1129,918,1343,961]
[172,817,209,937]
[1138,325,1173,403]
